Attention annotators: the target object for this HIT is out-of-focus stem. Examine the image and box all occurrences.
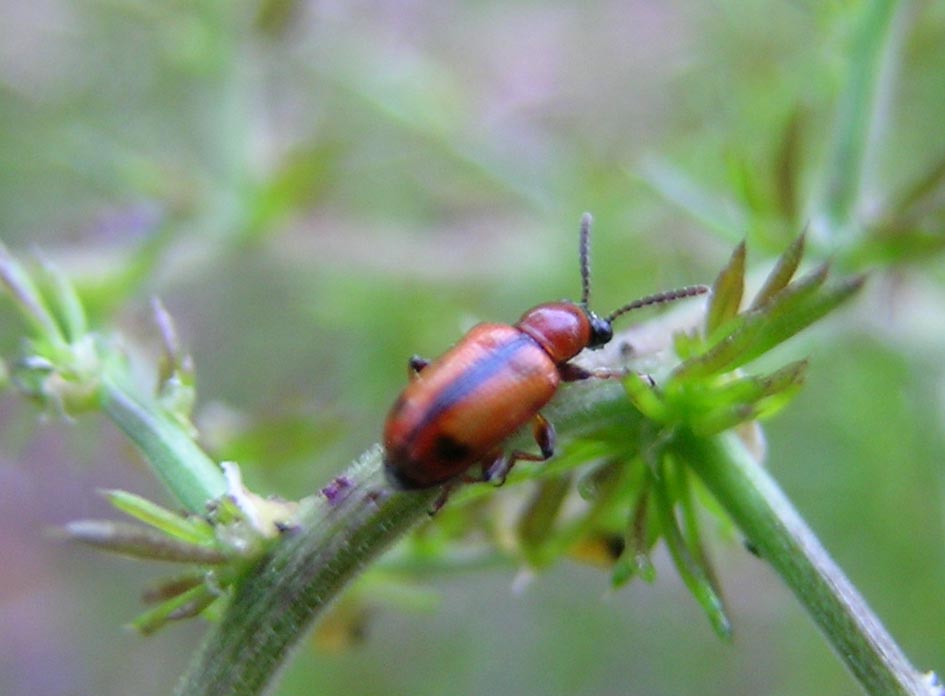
[676,429,934,696]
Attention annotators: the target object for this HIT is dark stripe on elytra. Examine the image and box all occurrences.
[404,332,538,452]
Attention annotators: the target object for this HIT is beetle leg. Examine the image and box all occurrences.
[559,362,626,381]
[559,362,655,386]
[484,413,556,485]
[531,412,556,459]
[428,480,458,515]
[482,451,510,485]
[408,355,430,379]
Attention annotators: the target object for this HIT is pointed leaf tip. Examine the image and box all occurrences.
[62,519,228,564]
[705,241,746,335]
[750,234,807,310]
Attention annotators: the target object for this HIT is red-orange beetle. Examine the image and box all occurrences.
[383,213,707,494]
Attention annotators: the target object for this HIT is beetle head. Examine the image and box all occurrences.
[585,311,613,350]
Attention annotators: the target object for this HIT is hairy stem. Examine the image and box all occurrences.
[176,376,930,696]
[675,429,933,696]
[816,0,901,243]
[175,380,632,696]
[174,448,438,696]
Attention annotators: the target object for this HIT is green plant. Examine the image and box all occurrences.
[0,223,936,695]
[2,1,944,695]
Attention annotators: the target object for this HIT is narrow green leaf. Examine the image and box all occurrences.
[758,262,830,314]
[677,245,818,380]
[151,298,197,431]
[529,462,631,570]
[0,246,66,347]
[243,144,337,241]
[671,315,763,381]
[516,475,572,562]
[142,573,206,604]
[756,359,809,396]
[614,484,656,586]
[816,0,899,238]
[635,157,748,243]
[99,373,227,514]
[103,489,216,546]
[752,384,806,421]
[677,265,835,380]
[733,275,864,368]
[622,371,669,422]
[749,234,806,310]
[132,583,218,635]
[652,466,732,640]
[37,258,88,343]
[890,150,945,219]
[726,151,767,217]
[702,360,809,409]
[672,328,704,361]
[152,298,188,383]
[705,241,746,335]
[683,362,807,427]
[690,404,758,437]
[61,520,229,564]
[849,228,945,267]
[610,555,636,587]
[678,466,725,610]
[566,443,621,496]
[773,109,804,224]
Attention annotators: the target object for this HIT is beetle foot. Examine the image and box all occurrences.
[483,453,511,486]
[428,482,457,515]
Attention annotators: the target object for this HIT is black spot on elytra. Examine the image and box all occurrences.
[433,435,471,462]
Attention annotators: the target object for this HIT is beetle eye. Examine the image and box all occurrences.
[587,314,613,349]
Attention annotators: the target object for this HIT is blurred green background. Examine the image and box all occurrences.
[1,1,944,695]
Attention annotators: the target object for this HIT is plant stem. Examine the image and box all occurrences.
[175,375,932,696]
[174,381,629,696]
[675,429,933,696]
[174,447,438,696]
[816,0,900,244]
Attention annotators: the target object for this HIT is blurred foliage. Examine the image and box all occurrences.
[1,1,944,696]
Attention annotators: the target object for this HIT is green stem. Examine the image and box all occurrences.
[675,429,932,696]
[174,448,438,696]
[175,381,632,696]
[816,0,900,243]
[176,377,930,696]
[99,374,226,514]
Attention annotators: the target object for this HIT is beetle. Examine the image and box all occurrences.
[383,213,707,497]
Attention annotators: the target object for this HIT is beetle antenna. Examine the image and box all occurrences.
[579,213,592,306]
[606,285,710,323]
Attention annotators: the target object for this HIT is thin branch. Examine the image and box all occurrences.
[676,430,936,696]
